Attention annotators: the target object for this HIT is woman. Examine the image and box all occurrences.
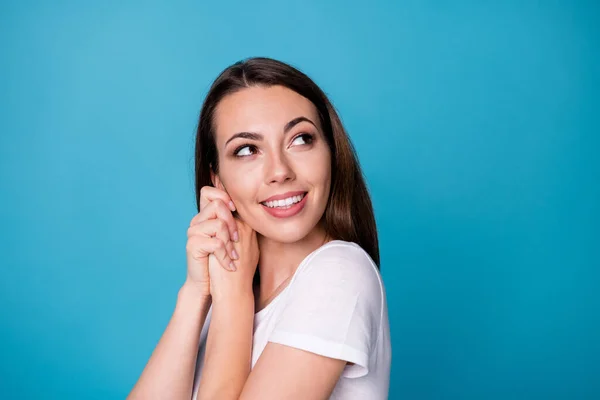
[128,57,391,399]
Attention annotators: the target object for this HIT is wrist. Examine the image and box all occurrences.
[211,286,254,308]
[178,281,212,308]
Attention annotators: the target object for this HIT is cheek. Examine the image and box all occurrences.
[221,167,258,205]
[310,148,332,190]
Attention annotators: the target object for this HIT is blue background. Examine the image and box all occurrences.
[1,1,598,398]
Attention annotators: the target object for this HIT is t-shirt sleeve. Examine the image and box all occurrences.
[267,243,383,378]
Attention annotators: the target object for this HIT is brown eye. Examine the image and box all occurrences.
[291,133,314,146]
[234,144,257,157]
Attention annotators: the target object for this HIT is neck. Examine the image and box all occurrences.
[255,221,330,304]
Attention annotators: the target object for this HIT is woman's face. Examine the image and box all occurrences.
[211,85,332,243]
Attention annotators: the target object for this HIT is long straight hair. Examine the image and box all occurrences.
[194,57,380,268]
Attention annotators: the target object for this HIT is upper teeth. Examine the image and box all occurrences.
[263,193,305,208]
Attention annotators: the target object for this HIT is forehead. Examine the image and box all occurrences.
[213,85,320,140]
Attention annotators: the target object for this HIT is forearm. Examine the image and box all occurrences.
[196,290,254,400]
[128,282,211,400]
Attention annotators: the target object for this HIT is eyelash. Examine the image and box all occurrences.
[232,133,315,158]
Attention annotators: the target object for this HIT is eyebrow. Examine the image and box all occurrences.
[224,116,317,147]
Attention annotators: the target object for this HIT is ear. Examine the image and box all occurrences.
[210,168,225,191]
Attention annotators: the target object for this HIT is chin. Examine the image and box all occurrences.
[254,223,314,244]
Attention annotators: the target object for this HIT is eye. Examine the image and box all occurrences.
[233,144,258,157]
[291,133,314,146]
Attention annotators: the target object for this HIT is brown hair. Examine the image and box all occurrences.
[194,57,380,269]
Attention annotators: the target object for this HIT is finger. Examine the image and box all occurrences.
[187,236,235,271]
[205,237,236,271]
[187,219,238,261]
[199,186,236,213]
[192,199,239,242]
[190,199,239,243]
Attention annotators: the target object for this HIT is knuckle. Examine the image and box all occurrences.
[212,198,225,209]
[189,236,205,248]
[216,218,227,231]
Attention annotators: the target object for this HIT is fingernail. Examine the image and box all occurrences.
[233,231,239,242]
[228,201,236,211]
[231,249,239,260]
[229,262,237,271]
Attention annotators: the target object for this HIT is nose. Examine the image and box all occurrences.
[264,150,295,184]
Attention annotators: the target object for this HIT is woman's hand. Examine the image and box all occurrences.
[185,186,240,298]
[208,216,259,302]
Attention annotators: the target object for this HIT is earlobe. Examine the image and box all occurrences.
[209,165,218,188]
[209,166,228,193]
[211,172,224,191]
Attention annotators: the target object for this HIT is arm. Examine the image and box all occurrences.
[195,289,255,400]
[127,282,211,400]
[195,213,259,400]
[239,343,347,400]
[195,292,346,400]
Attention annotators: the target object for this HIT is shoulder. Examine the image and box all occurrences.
[295,240,381,287]
[271,240,384,375]
[289,240,383,315]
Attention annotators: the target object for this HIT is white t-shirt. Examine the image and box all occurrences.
[191,239,392,399]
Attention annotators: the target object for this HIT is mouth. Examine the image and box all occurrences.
[260,192,308,218]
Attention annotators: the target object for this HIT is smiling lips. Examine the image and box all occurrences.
[262,192,306,208]
[261,192,308,218]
